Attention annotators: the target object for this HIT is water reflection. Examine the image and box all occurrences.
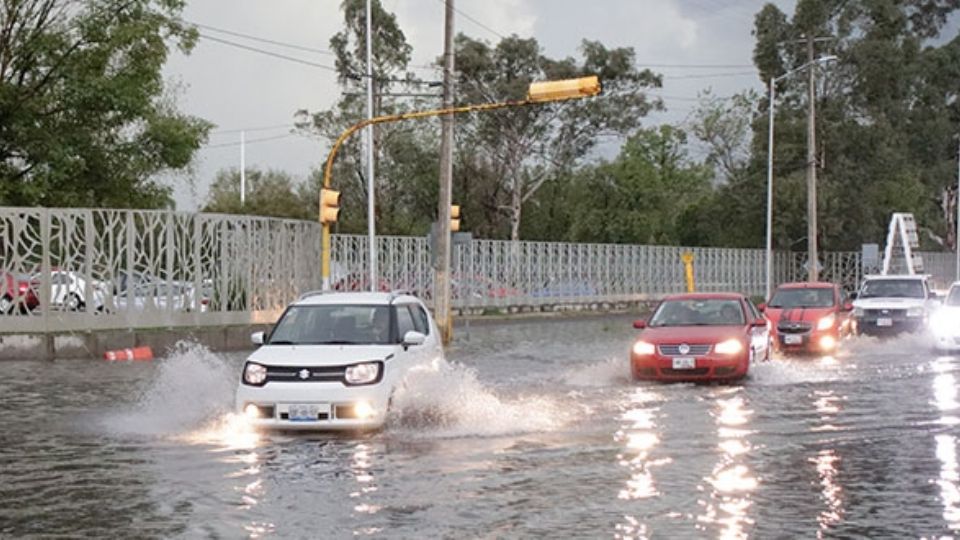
[615,388,666,539]
[810,390,845,537]
[697,390,756,540]
[351,442,383,536]
[932,358,960,529]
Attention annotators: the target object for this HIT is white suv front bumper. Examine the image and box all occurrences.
[235,381,391,431]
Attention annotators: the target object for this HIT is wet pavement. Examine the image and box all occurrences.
[1,314,958,538]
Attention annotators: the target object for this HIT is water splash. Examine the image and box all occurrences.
[101,342,238,437]
[388,358,571,438]
[563,357,633,387]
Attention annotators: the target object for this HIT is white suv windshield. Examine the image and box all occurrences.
[859,279,925,299]
[268,305,393,345]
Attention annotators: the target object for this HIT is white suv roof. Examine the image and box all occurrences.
[293,291,421,306]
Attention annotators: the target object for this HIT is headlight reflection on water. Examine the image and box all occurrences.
[697,393,757,540]
[932,360,960,528]
[615,389,667,540]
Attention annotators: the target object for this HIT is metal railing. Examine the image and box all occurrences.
[2,207,957,334]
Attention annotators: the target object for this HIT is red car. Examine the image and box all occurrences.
[0,271,39,314]
[760,282,852,354]
[630,293,770,382]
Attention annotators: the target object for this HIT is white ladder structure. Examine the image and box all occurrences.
[882,212,924,275]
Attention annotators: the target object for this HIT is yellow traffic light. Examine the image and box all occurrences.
[527,75,601,102]
[450,204,461,232]
[320,188,341,224]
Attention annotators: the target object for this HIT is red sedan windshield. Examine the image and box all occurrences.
[649,299,745,327]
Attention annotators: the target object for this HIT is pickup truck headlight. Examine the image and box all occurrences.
[243,362,267,386]
[344,362,382,385]
[906,307,925,318]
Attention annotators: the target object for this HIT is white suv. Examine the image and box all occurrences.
[236,291,443,430]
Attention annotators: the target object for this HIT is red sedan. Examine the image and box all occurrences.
[0,271,39,314]
[630,293,770,382]
[760,282,852,354]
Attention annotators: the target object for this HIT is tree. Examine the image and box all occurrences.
[565,126,711,245]
[296,0,439,236]
[0,0,211,208]
[741,0,960,252]
[454,35,663,241]
[202,168,313,221]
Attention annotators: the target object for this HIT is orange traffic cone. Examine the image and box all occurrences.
[104,346,154,361]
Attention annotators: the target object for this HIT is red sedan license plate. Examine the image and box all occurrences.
[784,334,802,345]
[672,357,696,370]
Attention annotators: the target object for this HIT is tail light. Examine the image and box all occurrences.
[17,282,29,294]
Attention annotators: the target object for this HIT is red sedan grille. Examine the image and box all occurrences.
[658,344,711,356]
[660,368,710,376]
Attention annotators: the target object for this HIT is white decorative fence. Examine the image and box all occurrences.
[1,207,956,334]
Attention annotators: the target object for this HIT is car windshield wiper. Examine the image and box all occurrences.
[267,340,295,345]
[313,340,363,345]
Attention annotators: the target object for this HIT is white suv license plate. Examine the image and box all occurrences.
[672,357,696,370]
[877,318,893,327]
[283,404,330,422]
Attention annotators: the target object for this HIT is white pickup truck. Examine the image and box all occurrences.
[851,274,938,336]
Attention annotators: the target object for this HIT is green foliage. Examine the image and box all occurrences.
[735,0,960,252]
[202,168,314,221]
[0,0,211,208]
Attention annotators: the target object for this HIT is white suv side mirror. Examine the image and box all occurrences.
[402,331,426,348]
[251,331,265,345]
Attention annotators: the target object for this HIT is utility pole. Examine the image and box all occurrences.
[240,130,246,207]
[806,34,819,282]
[956,138,959,281]
[365,0,377,291]
[436,0,455,345]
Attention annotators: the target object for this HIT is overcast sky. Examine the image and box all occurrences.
[162,0,797,210]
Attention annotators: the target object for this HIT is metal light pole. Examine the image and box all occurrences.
[806,36,818,283]
[764,55,837,299]
[365,0,377,291]
[956,138,959,281]
[240,130,246,207]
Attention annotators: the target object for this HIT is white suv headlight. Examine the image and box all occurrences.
[906,307,925,318]
[344,362,382,385]
[853,307,864,317]
[243,362,267,386]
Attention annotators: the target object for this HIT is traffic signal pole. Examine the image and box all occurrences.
[319,76,601,324]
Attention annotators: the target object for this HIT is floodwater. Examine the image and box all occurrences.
[1,315,959,538]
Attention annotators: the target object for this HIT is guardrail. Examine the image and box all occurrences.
[2,207,957,334]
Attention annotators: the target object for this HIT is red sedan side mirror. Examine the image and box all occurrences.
[751,318,768,328]
[633,320,647,329]
[757,303,766,312]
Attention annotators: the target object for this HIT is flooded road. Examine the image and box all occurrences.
[1,315,959,538]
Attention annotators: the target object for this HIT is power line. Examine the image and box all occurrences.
[198,34,341,72]
[640,62,754,69]
[202,133,300,149]
[197,33,442,86]
[210,123,296,136]
[434,0,507,39]
[662,71,756,80]
[188,20,336,56]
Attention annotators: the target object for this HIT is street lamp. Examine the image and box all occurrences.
[765,55,838,300]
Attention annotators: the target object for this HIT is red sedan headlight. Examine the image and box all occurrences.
[632,341,656,356]
[715,338,744,355]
